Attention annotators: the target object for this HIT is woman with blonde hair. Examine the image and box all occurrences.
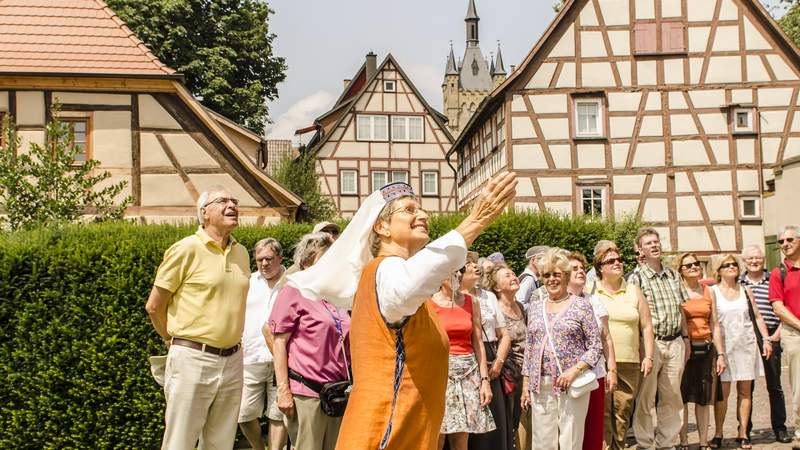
[674,252,726,450]
[520,248,603,450]
[593,242,654,450]
[482,263,526,450]
[280,173,516,450]
[709,254,772,450]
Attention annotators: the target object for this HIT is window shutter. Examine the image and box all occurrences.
[634,23,657,54]
[661,22,685,53]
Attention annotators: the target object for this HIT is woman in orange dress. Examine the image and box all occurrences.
[286,173,516,450]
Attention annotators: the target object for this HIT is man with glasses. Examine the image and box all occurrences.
[629,227,689,450]
[145,185,251,450]
[769,225,800,445]
[739,245,791,444]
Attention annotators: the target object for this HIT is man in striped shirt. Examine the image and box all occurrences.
[740,245,791,444]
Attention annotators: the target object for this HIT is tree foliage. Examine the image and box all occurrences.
[0,114,130,231]
[273,151,336,223]
[780,1,800,43]
[106,0,287,132]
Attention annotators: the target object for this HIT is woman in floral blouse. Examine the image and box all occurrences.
[520,248,602,450]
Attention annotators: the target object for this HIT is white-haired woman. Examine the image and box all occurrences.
[710,254,772,450]
[266,232,350,450]
[520,249,603,450]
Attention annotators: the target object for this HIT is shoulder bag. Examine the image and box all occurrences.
[541,298,598,399]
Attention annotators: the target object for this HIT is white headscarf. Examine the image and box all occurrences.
[286,190,385,308]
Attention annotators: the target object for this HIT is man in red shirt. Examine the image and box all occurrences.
[769,225,800,444]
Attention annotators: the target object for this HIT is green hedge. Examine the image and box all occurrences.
[0,212,640,449]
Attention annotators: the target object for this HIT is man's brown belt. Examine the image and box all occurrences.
[171,337,241,357]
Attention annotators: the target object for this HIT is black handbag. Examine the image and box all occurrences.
[288,369,351,417]
[690,340,713,358]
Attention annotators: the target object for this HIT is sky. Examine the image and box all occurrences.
[264,0,557,142]
[263,0,788,143]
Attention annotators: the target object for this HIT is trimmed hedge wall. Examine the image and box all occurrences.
[0,212,640,449]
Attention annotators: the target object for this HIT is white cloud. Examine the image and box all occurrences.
[266,90,336,140]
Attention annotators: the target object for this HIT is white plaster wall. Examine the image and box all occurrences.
[549,25,576,57]
[711,140,730,164]
[53,92,131,105]
[16,91,44,126]
[556,63,577,88]
[512,117,536,139]
[527,63,557,89]
[639,116,663,137]
[581,32,607,57]
[675,172,692,193]
[538,177,573,196]
[678,227,715,252]
[632,142,665,167]
[689,27,711,53]
[608,92,641,112]
[673,140,709,165]
[736,139,756,164]
[577,144,605,168]
[191,174,259,206]
[713,27,740,52]
[747,56,772,82]
[785,138,800,160]
[651,173,667,192]
[613,174,647,194]
[618,61,632,86]
[409,143,440,160]
[141,174,195,206]
[741,225,765,250]
[664,60,685,85]
[546,202,573,215]
[670,115,698,136]
[760,111,788,133]
[698,113,728,135]
[695,171,733,192]
[551,145,572,169]
[164,134,220,167]
[713,226,737,250]
[661,0,682,17]
[530,94,568,114]
[642,198,669,222]
[512,95,526,113]
[0,91,8,110]
[689,90,725,109]
[608,31,630,56]
[611,143,629,167]
[704,196,735,221]
[758,88,794,107]
[599,0,630,26]
[676,197,704,221]
[372,142,390,158]
[18,130,45,153]
[610,116,636,138]
[690,58,704,84]
[580,2,599,25]
[335,142,369,158]
[93,111,132,167]
[539,118,569,140]
[668,92,688,110]
[512,144,548,169]
[645,92,662,111]
[139,95,181,129]
[737,169,759,191]
[761,137,780,165]
[615,200,640,219]
[635,0,655,19]
[706,57,742,83]
[637,61,657,86]
[516,177,535,196]
[140,133,172,167]
[732,89,753,104]
[767,55,799,81]
[719,0,738,20]
[744,16,771,50]
[687,0,715,21]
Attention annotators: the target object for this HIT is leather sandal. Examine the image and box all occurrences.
[709,436,723,449]
[738,438,753,449]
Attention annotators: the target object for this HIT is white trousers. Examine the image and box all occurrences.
[161,344,244,450]
[530,376,591,450]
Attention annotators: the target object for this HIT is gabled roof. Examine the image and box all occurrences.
[308,53,454,154]
[450,0,800,155]
[0,0,177,77]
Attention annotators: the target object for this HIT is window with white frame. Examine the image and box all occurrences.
[740,197,760,218]
[422,171,439,196]
[581,186,605,218]
[574,98,604,138]
[391,170,408,184]
[391,116,423,142]
[733,108,754,133]
[383,80,396,92]
[340,169,358,195]
[356,115,388,141]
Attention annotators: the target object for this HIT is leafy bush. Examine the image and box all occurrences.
[0,212,639,448]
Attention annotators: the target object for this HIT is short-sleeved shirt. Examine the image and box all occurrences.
[740,273,780,332]
[476,289,505,342]
[630,263,688,338]
[769,259,800,321]
[597,281,641,364]
[269,285,351,398]
[154,226,250,348]
[242,272,280,364]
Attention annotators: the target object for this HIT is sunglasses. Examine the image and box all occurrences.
[542,272,563,279]
[601,257,624,266]
[719,262,739,270]
[681,261,701,269]
[203,197,239,207]
[778,237,796,245]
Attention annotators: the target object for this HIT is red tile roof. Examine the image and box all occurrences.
[0,0,176,76]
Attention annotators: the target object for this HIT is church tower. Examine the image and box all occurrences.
[442,0,500,137]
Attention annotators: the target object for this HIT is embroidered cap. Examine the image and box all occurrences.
[380,182,415,202]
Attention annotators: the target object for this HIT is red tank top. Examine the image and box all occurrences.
[431,294,474,355]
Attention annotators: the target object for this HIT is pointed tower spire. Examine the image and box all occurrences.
[465,0,479,47]
[492,41,506,76]
[445,41,458,75]
[490,52,495,74]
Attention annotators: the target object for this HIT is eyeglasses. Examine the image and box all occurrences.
[601,257,624,266]
[744,256,764,261]
[719,262,739,270]
[778,237,797,245]
[681,261,701,269]
[203,197,239,207]
[542,272,563,279]
[389,205,428,217]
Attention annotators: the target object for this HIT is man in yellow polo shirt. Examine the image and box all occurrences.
[145,185,250,450]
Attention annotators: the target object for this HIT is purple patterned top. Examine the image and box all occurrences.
[522,292,602,394]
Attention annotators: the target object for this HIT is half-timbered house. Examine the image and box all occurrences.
[450,0,800,254]
[301,52,456,217]
[0,0,302,224]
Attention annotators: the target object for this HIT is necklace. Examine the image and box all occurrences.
[547,295,569,303]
